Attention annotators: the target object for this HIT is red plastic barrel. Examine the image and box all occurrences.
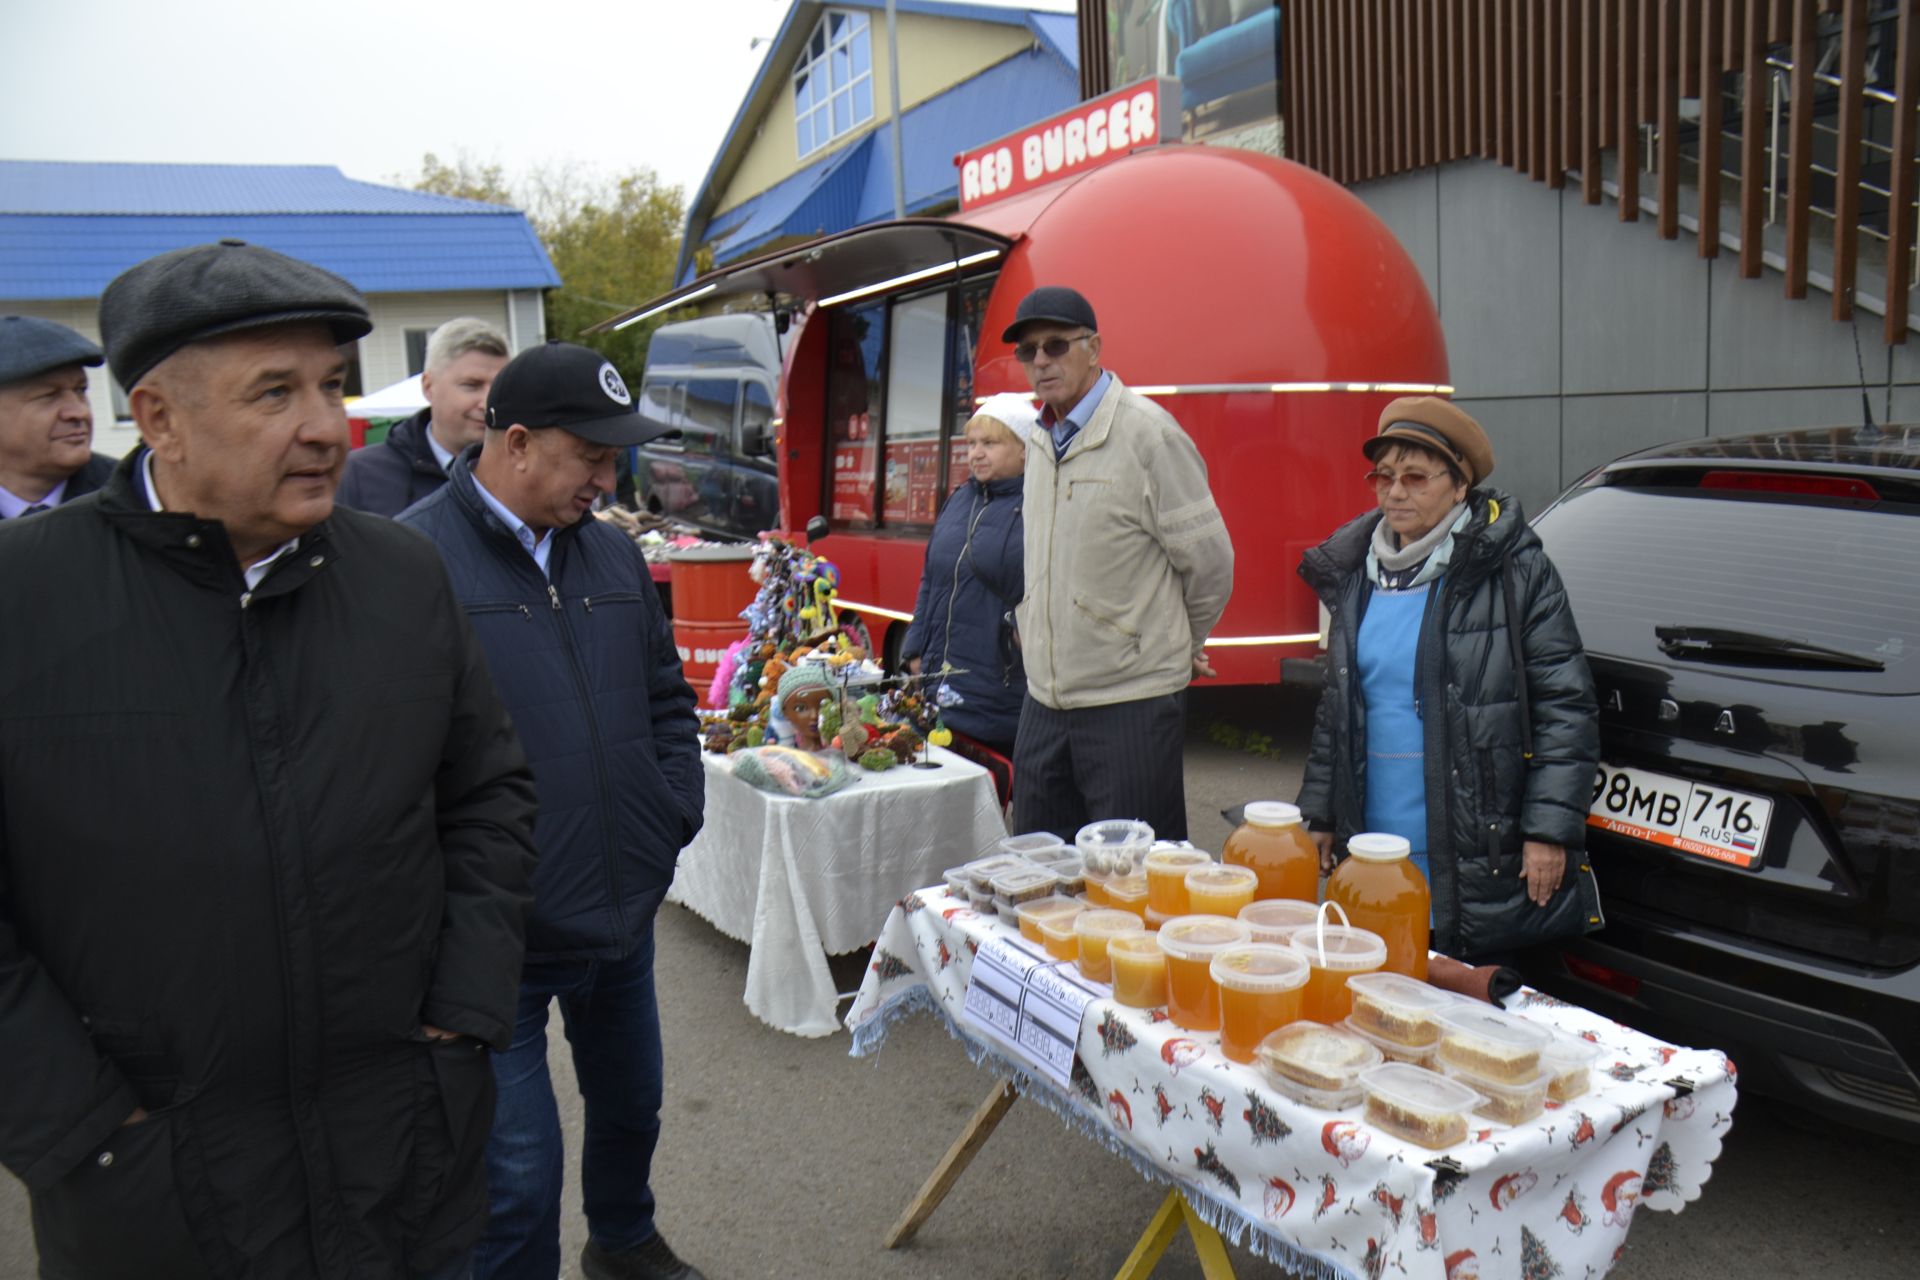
[675,620,751,708]
[666,544,757,625]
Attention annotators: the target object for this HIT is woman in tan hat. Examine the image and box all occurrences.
[1294,397,1602,960]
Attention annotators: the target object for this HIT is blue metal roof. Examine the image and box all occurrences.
[0,162,560,300]
[674,1,1078,282]
[685,44,1079,281]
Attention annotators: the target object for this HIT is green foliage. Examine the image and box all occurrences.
[404,153,686,390]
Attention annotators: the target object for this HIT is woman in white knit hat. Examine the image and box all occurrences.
[900,392,1039,756]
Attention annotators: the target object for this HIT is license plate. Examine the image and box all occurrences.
[1586,763,1773,870]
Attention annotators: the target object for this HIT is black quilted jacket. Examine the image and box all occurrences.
[1296,488,1602,958]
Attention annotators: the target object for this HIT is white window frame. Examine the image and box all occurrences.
[793,9,874,159]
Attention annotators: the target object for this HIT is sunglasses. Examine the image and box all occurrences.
[1364,467,1445,496]
[1013,333,1095,364]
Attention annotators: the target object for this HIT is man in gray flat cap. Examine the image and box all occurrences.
[0,240,539,1280]
[0,315,117,520]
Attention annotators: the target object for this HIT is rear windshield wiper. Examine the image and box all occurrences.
[1654,625,1886,671]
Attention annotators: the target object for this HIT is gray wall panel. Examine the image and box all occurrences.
[1454,396,1561,513]
[1353,170,1441,305]
[1560,392,1708,483]
[1559,188,1708,394]
[1436,162,1562,398]
[1707,387,1876,435]
[1707,262,1882,390]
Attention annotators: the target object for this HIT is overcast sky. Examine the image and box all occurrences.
[0,0,1075,203]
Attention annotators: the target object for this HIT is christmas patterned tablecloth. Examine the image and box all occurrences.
[848,885,1738,1280]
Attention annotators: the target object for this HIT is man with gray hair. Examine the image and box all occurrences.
[337,316,509,515]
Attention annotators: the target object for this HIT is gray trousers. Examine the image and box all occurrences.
[1010,691,1188,842]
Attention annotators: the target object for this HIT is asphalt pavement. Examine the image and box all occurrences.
[4,686,1917,1278]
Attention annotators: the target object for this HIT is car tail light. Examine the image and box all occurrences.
[1699,470,1880,500]
[1561,953,1643,998]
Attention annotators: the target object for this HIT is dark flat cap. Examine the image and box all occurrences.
[1001,285,1098,343]
[99,240,372,389]
[1365,396,1496,486]
[0,315,104,386]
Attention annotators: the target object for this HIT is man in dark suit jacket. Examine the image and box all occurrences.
[0,316,117,519]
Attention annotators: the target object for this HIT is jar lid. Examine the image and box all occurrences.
[1185,864,1259,893]
[1210,944,1310,992]
[1238,898,1322,943]
[1075,908,1147,939]
[1075,819,1155,850]
[1143,847,1212,872]
[1243,801,1303,827]
[1000,832,1068,858]
[1347,832,1412,863]
[1288,923,1388,970]
[1155,915,1252,959]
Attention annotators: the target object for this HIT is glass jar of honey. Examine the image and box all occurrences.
[1223,801,1320,902]
[1325,832,1431,980]
[1156,915,1252,1031]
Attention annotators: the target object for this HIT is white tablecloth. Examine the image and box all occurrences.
[669,746,1007,1036]
[849,887,1738,1280]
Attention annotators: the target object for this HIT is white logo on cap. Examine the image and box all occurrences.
[599,362,632,406]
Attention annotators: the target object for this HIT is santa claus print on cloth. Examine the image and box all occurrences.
[1323,1119,1370,1167]
[1600,1170,1643,1228]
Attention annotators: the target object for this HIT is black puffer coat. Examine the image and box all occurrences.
[0,451,538,1277]
[1297,489,1602,959]
[336,410,447,517]
[901,474,1026,750]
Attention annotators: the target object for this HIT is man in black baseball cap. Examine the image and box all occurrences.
[399,340,706,1280]
[0,315,115,519]
[0,244,538,1278]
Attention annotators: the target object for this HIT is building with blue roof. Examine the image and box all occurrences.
[0,160,559,454]
[678,1,1078,287]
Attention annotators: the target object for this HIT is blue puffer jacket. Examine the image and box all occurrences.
[399,454,703,961]
[337,410,448,517]
[902,474,1026,749]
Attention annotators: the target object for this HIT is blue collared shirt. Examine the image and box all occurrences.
[0,477,66,518]
[424,424,456,473]
[1040,369,1112,459]
[471,472,555,577]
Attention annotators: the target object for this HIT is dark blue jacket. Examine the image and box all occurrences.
[399,454,704,961]
[902,474,1026,749]
[338,410,448,517]
[0,452,114,521]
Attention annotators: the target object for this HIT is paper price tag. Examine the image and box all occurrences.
[961,935,1100,1087]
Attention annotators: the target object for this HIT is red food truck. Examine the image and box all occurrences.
[602,79,1450,690]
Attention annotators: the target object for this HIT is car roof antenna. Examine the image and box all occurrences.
[1848,291,1882,442]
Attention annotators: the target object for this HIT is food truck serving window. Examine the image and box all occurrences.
[824,274,997,531]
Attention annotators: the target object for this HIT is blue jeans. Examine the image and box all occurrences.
[472,919,663,1280]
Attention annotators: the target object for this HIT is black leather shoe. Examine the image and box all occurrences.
[581,1234,706,1280]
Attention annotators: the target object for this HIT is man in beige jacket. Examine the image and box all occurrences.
[1007,286,1234,840]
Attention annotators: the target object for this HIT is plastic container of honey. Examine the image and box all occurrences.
[1441,1063,1552,1126]
[1074,909,1146,983]
[1144,848,1213,918]
[1155,915,1251,1031]
[1340,1016,1436,1067]
[1360,1063,1482,1149]
[1222,800,1321,901]
[1209,944,1309,1063]
[1238,898,1323,946]
[1074,819,1155,877]
[1289,904,1387,1023]
[1037,911,1081,962]
[1325,832,1431,979]
[1256,1020,1384,1108]
[1185,864,1260,918]
[1104,873,1150,922]
[999,832,1068,861]
[1345,972,1452,1048]
[965,853,1032,896]
[1433,1005,1553,1083]
[1542,1033,1606,1103]
[1015,895,1084,946]
[1108,933,1169,1008]
[992,866,1060,926]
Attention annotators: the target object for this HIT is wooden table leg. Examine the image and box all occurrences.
[1113,1189,1239,1280]
[883,1079,1018,1249]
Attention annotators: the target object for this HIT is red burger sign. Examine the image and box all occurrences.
[956,77,1178,211]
